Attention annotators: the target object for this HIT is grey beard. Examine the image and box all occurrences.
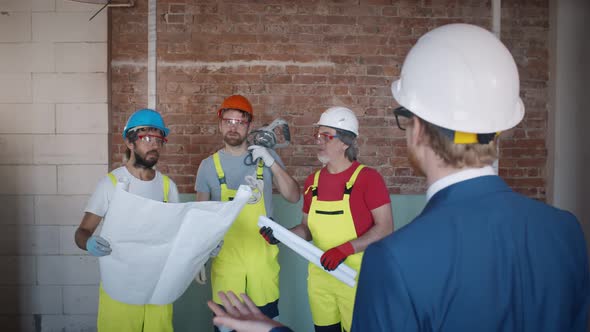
[317,154,330,165]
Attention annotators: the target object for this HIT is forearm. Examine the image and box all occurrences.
[349,204,393,253]
[270,163,300,203]
[74,227,92,250]
[349,227,387,253]
[350,220,393,253]
[196,191,210,202]
[75,212,103,251]
[289,223,312,241]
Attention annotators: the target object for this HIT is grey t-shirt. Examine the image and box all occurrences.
[195,149,284,218]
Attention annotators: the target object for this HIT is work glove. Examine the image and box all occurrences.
[244,175,263,204]
[260,226,280,245]
[86,235,112,257]
[195,265,208,285]
[320,242,354,271]
[248,145,275,167]
[209,240,223,257]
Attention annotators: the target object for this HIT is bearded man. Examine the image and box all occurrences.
[195,95,300,332]
[75,108,180,332]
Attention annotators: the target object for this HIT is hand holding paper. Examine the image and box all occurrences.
[86,235,112,257]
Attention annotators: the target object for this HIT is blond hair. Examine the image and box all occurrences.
[420,118,497,168]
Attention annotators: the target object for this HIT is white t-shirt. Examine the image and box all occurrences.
[85,166,180,218]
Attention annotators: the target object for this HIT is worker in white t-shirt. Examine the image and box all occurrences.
[75,108,179,332]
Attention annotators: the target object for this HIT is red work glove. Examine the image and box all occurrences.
[320,242,355,271]
[260,226,280,245]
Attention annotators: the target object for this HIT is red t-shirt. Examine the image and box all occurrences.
[302,161,391,237]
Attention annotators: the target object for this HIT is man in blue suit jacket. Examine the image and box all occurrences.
[351,24,590,331]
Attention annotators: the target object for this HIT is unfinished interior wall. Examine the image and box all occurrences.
[111,0,550,200]
[0,0,556,330]
[0,0,107,330]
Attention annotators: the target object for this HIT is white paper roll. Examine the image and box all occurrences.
[257,216,357,287]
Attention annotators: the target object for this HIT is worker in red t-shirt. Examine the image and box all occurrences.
[260,106,394,332]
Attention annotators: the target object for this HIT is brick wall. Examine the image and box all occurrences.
[111,0,549,200]
[498,2,549,199]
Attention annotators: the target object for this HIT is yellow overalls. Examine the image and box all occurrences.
[97,173,173,332]
[307,164,365,331]
[210,152,280,307]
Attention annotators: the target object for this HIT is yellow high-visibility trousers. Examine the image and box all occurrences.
[98,285,173,332]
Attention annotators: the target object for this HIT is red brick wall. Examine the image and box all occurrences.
[497,2,549,199]
[110,0,549,199]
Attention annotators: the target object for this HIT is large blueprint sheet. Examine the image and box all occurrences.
[99,183,251,305]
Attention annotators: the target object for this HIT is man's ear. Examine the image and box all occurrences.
[408,117,421,145]
[339,140,350,153]
[124,138,134,151]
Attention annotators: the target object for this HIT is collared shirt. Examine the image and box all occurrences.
[426,166,495,202]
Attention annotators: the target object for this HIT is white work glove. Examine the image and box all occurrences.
[248,145,275,167]
[244,175,263,204]
[195,266,207,285]
[195,241,223,285]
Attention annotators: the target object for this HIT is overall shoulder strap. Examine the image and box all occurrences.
[344,164,365,195]
[212,152,229,192]
[304,169,322,197]
[107,173,117,186]
[256,159,264,180]
[162,174,170,203]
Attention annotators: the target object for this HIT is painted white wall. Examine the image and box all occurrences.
[0,0,107,330]
[549,1,590,318]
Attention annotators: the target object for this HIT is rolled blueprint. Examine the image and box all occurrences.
[257,216,357,287]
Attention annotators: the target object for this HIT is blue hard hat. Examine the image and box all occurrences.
[122,109,170,138]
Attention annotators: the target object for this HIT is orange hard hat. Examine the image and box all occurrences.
[217,95,254,119]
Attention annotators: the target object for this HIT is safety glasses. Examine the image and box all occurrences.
[221,117,250,127]
[138,134,167,146]
[315,132,339,144]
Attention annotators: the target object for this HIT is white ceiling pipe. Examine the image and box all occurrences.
[148,0,157,109]
[492,0,501,38]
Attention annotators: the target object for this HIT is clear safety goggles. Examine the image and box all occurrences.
[138,134,167,146]
[315,132,339,144]
[221,117,250,127]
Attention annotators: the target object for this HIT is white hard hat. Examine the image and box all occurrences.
[391,23,525,134]
[315,106,359,136]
